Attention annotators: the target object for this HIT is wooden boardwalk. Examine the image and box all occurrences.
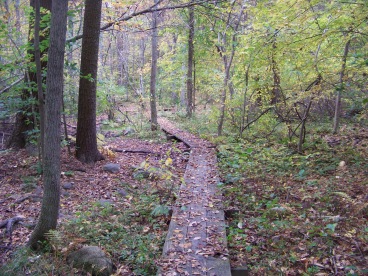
[157,118,231,276]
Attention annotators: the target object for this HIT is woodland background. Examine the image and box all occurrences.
[0,0,367,275]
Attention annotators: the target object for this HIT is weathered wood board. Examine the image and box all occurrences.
[157,118,231,276]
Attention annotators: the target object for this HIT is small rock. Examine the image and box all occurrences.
[123,127,135,136]
[30,196,42,203]
[132,167,162,180]
[98,200,113,206]
[117,189,127,197]
[270,207,291,214]
[67,246,115,276]
[62,182,74,190]
[103,163,120,173]
[21,183,37,193]
[133,169,150,180]
[61,191,70,197]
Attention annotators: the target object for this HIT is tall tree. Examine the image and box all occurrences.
[75,0,104,163]
[333,39,351,134]
[149,0,159,131]
[216,1,246,136]
[28,0,68,249]
[6,0,52,149]
[186,2,194,117]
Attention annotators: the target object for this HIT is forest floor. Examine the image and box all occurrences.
[0,114,190,275]
[0,107,367,275]
[219,136,368,276]
[179,114,368,275]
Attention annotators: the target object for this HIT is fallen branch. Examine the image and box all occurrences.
[241,107,272,134]
[112,148,160,155]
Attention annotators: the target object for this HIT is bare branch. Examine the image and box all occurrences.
[67,0,218,43]
[0,77,24,95]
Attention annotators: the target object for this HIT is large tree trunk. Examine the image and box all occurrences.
[333,39,350,134]
[149,0,159,131]
[6,0,52,150]
[28,0,68,249]
[186,2,194,118]
[76,0,104,163]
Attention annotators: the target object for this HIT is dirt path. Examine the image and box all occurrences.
[157,118,231,276]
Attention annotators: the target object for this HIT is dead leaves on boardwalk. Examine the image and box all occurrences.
[158,119,230,275]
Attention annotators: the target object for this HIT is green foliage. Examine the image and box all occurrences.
[218,121,367,274]
[65,193,167,275]
[151,204,170,217]
[0,246,70,275]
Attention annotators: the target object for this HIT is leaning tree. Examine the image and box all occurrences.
[28,0,68,249]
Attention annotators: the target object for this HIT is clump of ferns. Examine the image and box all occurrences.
[44,230,64,253]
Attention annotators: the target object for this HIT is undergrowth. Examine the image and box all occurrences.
[218,124,368,275]
[1,172,175,276]
[172,107,367,274]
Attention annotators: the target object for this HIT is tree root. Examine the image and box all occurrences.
[14,194,42,204]
[0,216,24,239]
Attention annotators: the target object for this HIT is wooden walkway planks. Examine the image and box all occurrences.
[157,118,231,276]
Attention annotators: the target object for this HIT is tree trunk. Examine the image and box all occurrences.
[6,0,51,150]
[217,62,230,136]
[193,58,196,112]
[298,100,313,153]
[34,0,45,161]
[217,3,245,136]
[271,32,281,105]
[240,64,250,136]
[28,0,68,249]
[333,39,351,134]
[139,37,146,96]
[186,2,194,117]
[149,0,159,131]
[15,0,21,43]
[76,0,104,163]
[180,63,187,107]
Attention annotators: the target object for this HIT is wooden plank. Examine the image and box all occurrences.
[157,120,231,276]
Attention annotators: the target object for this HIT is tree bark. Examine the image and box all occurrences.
[76,0,104,163]
[28,0,68,249]
[333,39,351,134]
[297,100,312,153]
[149,0,159,131]
[186,2,194,117]
[271,32,282,105]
